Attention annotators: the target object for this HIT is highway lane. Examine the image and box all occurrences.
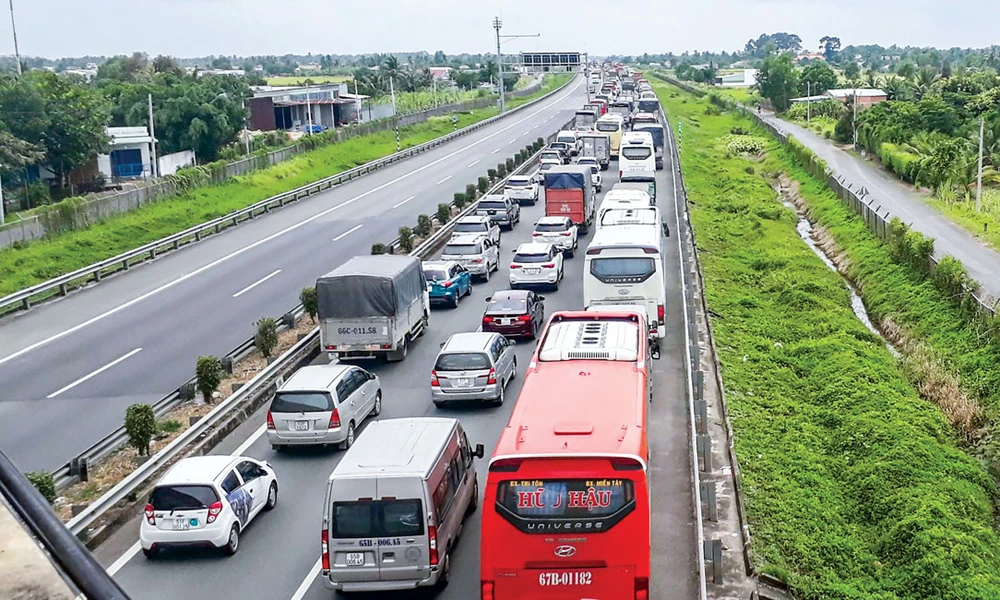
[99,156,698,599]
[0,76,585,472]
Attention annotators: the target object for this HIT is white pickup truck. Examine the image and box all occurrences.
[504,174,540,206]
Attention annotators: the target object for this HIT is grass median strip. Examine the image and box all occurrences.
[656,80,1000,598]
[0,74,571,298]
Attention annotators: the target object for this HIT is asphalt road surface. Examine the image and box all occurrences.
[94,155,699,599]
[0,76,587,472]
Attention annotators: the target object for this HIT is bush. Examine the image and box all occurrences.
[744,166,756,175]
[879,143,921,183]
[437,203,452,225]
[719,134,766,154]
[371,242,386,254]
[823,130,832,139]
[488,168,497,182]
[477,176,488,194]
[453,192,467,209]
[887,217,934,273]
[196,356,224,403]
[536,136,545,148]
[26,471,57,504]
[506,158,515,172]
[466,183,477,200]
[157,419,182,435]
[785,99,844,121]
[125,403,156,456]
[300,287,318,322]
[416,214,432,238]
[730,126,749,135]
[254,317,279,358]
[398,226,414,253]
[497,163,507,178]
[931,255,973,302]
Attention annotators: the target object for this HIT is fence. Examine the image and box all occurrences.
[0,78,546,249]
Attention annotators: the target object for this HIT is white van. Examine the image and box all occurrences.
[619,131,655,178]
[321,417,486,592]
[555,130,581,156]
[584,225,667,339]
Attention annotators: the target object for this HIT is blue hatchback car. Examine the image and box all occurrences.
[422,260,472,308]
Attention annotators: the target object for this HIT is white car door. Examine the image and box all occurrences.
[236,461,267,519]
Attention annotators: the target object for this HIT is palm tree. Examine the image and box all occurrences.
[912,66,939,99]
[882,77,911,101]
[864,70,883,89]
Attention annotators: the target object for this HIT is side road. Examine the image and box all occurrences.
[761,111,1000,300]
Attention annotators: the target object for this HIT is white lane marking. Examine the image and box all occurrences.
[332,224,363,241]
[509,138,517,144]
[492,148,501,154]
[0,78,582,368]
[107,422,270,576]
[392,196,415,209]
[232,269,282,298]
[47,348,143,399]
[467,159,480,168]
[436,175,452,185]
[289,559,322,600]
[533,125,540,130]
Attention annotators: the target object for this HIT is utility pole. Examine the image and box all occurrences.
[806,81,811,125]
[977,115,985,212]
[432,76,438,108]
[0,172,5,226]
[305,82,313,134]
[492,16,539,115]
[390,75,400,152]
[242,98,251,156]
[147,94,158,178]
[8,0,20,76]
[852,89,858,148]
[354,78,362,124]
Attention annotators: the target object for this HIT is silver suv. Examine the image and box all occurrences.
[475,194,520,230]
[440,233,499,282]
[451,215,501,247]
[266,364,381,451]
[431,332,517,407]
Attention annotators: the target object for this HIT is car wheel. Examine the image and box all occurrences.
[493,383,505,407]
[142,547,157,560]
[271,444,284,453]
[510,358,517,381]
[224,525,240,556]
[527,322,537,340]
[464,281,473,296]
[450,291,460,308]
[433,400,447,408]
[372,391,382,416]
[341,421,356,450]
[482,267,490,282]
[437,550,451,589]
[264,482,278,511]
[466,478,480,515]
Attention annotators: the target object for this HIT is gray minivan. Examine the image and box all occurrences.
[431,332,517,407]
[320,417,485,592]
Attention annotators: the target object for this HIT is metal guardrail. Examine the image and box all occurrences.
[1,76,577,316]
[62,122,567,541]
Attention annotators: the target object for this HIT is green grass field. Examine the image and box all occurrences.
[925,188,1000,250]
[265,75,352,86]
[656,80,1000,599]
[0,74,572,296]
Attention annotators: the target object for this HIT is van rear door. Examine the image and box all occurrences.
[327,478,381,585]
[376,477,431,583]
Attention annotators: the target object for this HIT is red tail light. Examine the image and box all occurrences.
[266,411,275,430]
[428,525,439,566]
[325,344,336,350]
[560,231,572,236]
[532,232,542,236]
[482,316,494,324]
[510,263,521,269]
[635,576,649,600]
[487,368,497,385]
[144,503,156,525]
[657,304,665,324]
[542,263,555,268]
[207,501,223,524]
[441,280,453,288]
[321,528,330,570]
[619,170,623,178]
[329,408,341,429]
[481,581,495,600]
[472,258,483,263]
[431,370,440,387]
[517,315,532,322]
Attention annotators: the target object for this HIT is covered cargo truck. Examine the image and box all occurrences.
[578,133,611,170]
[544,165,597,234]
[574,109,598,131]
[317,255,429,362]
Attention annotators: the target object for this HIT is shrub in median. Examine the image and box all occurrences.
[497,163,507,178]
[536,136,545,148]
[125,403,156,456]
[398,226,414,253]
[371,243,386,255]
[26,471,57,504]
[300,287,318,322]
[505,158,515,172]
[416,215,433,238]
[196,356,224,403]
[488,168,497,182]
[477,176,488,194]
[453,193,467,210]
[254,317,279,358]
[437,203,452,225]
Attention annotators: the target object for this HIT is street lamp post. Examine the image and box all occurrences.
[492,16,539,114]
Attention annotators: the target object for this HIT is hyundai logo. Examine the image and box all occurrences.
[554,545,577,558]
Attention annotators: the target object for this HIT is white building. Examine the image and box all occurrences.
[715,69,758,88]
[97,127,154,180]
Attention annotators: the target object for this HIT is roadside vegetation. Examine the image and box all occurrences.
[0,74,570,297]
[655,79,1000,598]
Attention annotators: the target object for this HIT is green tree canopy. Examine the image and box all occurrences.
[756,53,799,111]
[800,61,838,96]
[843,61,861,81]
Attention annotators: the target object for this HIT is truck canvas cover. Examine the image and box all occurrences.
[317,255,426,319]
[543,166,590,191]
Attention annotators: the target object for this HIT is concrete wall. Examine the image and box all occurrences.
[0,76,548,250]
[158,150,197,176]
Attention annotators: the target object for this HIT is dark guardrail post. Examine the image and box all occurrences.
[0,449,132,600]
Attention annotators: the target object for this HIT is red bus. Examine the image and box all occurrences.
[481,310,652,600]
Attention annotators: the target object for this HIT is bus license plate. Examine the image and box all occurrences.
[538,571,593,586]
[346,553,365,566]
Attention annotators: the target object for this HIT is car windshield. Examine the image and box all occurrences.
[514,252,550,263]
[507,178,531,187]
[557,136,575,144]
[479,201,507,210]
[596,122,619,132]
[536,222,568,232]
[149,485,219,511]
[423,268,449,282]
[443,244,481,256]
[271,391,334,412]
[435,352,491,371]
[622,147,652,160]
[453,222,487,233]
[487,296,528,314]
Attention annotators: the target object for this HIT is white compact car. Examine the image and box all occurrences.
[509,242,564,290]
[532,216,579,257]
[140,456,278,558]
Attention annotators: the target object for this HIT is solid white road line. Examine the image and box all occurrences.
[232,269,282,298]
[47,348,143,399]
[332,224,363,241]
[392,196,415,209]
[0,78,582,368]
[107,422,270,576]
[467,159,480,167]
[436,175,452,185]
[290,559,323,600]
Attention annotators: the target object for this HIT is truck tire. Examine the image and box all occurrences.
[387,335,409,362]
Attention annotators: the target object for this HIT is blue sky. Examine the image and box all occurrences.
[3,0,996,59]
